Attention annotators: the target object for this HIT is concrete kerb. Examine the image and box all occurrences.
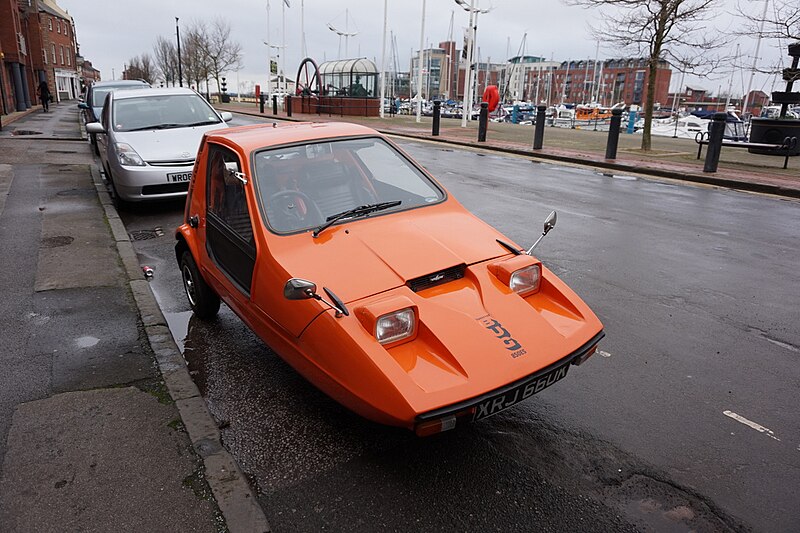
[221,107,800,200]
[89,166,271,533]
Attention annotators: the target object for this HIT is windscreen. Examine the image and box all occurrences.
[112,94,221,132]
[254,137,445,234]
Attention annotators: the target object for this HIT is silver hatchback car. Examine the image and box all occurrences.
[87,87,232,205]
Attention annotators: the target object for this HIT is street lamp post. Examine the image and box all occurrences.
[416,0,426,123]
[176,17,183,87]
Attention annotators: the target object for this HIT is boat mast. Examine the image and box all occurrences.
[741,0,770,116]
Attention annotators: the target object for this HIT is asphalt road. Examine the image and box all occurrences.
[116,113,800,532]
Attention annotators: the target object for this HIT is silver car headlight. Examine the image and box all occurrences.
[509,264,541,296]
[375,308,416,345]
[115,142,146,166]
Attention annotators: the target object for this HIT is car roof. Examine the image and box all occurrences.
[204,122,381,152]
[110,87,202,101]
[91,80,150,89]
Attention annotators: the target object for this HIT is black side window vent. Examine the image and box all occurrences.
[407,264,466,293]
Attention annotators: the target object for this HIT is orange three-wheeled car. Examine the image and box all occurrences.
[175,122,604,436]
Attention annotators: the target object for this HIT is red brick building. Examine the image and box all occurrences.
[524,58,672,107]
[0,0,81,115]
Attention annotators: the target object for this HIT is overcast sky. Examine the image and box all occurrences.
[60,0,786,97]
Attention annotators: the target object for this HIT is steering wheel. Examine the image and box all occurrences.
[268,190,323,231]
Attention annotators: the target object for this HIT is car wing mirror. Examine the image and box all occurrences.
[224,161,247,185]
[284,278,317,300]
[527,210,557,255]
[219,111,233,122]
[283,278,349,317]
[85,122,105,134]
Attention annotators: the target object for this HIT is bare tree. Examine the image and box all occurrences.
[195,18,243,96]
[153,36,178,87]
[126,54,156,84]
[739,0,800,42]
[565,0,726,150]
[736,0,800,74]
[182,21,212,94]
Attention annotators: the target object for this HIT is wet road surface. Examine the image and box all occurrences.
[114,113,800,531]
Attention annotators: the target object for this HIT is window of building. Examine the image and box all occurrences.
[66,51,71,66]
[59,46,64,65]
[51,44,56,63]
[43,49,48,64]
[57,20,61,33]
[48,18,52,31]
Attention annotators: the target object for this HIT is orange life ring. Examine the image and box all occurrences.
[483,85,500,112]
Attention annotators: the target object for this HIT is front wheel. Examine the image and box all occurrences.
[180,251,220,319]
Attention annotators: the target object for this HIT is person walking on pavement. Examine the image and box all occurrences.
[38,80,51,112]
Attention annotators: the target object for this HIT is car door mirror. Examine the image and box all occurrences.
[224,161,247,184]
[220,111,233,122]
[543,210,557,235]
[284,278,317,300]
[86,122,105,134]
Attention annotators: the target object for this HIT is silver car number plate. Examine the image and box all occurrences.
[167,172,192,183]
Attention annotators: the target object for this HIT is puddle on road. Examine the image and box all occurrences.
[75,336,99,348]
[164,310,192,353]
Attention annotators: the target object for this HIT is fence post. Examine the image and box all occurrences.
[512,104,519,124]
[533,105,546,150]
[432,100,441,136]
[286,95,292,117]
[272,95,278,114]
[477,102,489,142]
[703,112,727,173]
[605,108,624,159]
[259,94,265,114]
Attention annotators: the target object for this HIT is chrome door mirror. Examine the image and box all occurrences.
[527,210,558,255]
[543,210,557,235]
[85,122,105,134]
[284,278,317,300]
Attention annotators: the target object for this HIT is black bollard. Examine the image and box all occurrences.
[533,105,546,150]
[272,95,278,115]
[286,95,292,117]
[605,108,624,159]
[703,112,727,173]
[432,100,441,136]
[259,94,265,114]
[478,102,489,142]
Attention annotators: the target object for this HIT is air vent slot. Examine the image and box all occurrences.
[407,264,466,292]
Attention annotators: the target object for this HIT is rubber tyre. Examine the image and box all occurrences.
[180,251,220,319]
[105,166,129,211]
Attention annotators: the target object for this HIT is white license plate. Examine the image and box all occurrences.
[167,172,192,183]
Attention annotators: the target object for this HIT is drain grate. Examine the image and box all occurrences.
[42,235,74,248]
[129,228,164,241]
[11,130,43,136]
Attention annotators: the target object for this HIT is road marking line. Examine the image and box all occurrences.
[723,410,781,442]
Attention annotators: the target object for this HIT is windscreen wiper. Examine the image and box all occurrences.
[125,123,182,132]
[183,120,221,127]
[313,201,401,238]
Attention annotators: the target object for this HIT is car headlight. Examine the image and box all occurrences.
[375,308,416,345]
[115,142,146,166]
[509,264,541,296]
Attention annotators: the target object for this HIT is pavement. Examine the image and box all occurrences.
[216,100,800,199]
[0,102,268,532]
[0,98,795,533]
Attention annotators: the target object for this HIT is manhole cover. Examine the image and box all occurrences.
[11,130,42,136]
[42,235,74,248]
[129,228,164,241]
